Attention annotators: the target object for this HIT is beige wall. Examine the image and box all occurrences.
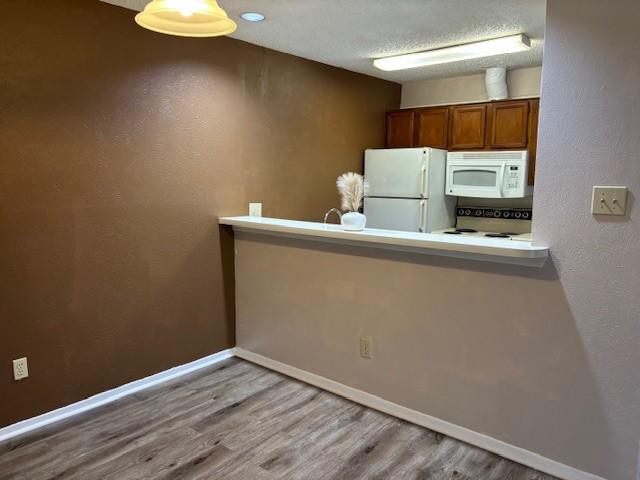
[235,1,640,479]
[235,234,611,479]
[0,0,399,427]
[401,66,541,108]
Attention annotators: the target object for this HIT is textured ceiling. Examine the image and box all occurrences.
[100,0,546,83]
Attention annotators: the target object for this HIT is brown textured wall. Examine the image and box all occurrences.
[0,0,400,427]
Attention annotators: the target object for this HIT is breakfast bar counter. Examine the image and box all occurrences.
[219,216,549,267]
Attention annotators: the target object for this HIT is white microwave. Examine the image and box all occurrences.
[446,150,532,198]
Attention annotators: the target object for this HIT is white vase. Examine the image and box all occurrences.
[341,212,366,231]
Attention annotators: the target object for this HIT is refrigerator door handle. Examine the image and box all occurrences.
[420,164,427,198]
[419,200,426,232]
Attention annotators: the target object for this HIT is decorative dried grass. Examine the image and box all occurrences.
[336,172,364,212]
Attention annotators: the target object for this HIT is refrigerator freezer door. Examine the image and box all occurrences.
[364,148,427,198]
[364,197,427,232]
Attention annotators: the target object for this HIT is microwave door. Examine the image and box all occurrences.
[447,164,504,198]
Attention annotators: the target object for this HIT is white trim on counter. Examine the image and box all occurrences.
[219,216,548,267]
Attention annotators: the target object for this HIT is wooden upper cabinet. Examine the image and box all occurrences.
[449,105,486,149]
[487,100,530,149]
[414,107,449,149]
[384,98,540,184]
[386,111,415,148]
[527,99,540,185]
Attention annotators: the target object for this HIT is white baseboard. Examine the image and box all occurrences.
[235,348,605,480]
[0,346,606,480]
[0,348,236,443]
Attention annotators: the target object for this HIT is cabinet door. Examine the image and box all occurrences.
[449,105,486,149]
[414,107,449,149]
[527,99,539,185]
[488,100,530,148]
[386,111,415,148]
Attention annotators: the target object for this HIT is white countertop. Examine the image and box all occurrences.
[219,216,549,267]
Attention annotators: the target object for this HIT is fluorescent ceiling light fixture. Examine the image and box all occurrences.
[135,0,237,37]
[240,12,266,22]
[373,34,531,71]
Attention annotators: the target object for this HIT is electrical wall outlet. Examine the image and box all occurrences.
[249,202,262,217]
[360,337,372,359]
[12,357,29,381]
[591,186,628,215]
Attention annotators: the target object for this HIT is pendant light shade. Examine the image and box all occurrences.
[135,0,237,37]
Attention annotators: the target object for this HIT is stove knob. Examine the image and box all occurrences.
[457,208,465,216]
[465,209,471,216]
[475,209,483,216]
[493,210,501,218]
[515,211,522,218]
[522,212,530,219]
[503,211,510,218]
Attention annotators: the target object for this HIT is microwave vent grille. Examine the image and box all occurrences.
[448,151,527,161]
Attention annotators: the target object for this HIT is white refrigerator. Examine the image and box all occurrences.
[363,148,456,232]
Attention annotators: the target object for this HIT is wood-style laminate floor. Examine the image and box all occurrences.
[0,359,559,480]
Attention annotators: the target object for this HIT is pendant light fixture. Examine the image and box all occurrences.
[135,0,237,37]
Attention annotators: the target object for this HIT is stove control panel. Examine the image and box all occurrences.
[456,207,532,220]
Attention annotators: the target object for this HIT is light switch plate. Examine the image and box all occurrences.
[249,203,262,217]
[591,186,628,215]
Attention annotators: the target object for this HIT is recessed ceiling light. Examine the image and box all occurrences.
[240,12,266,22]
[373,34,531,71]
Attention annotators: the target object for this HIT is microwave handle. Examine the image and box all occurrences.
[498,162,507,197]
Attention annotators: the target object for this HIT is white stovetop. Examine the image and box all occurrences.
[432,229,533,242]
[219,216,548,267]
